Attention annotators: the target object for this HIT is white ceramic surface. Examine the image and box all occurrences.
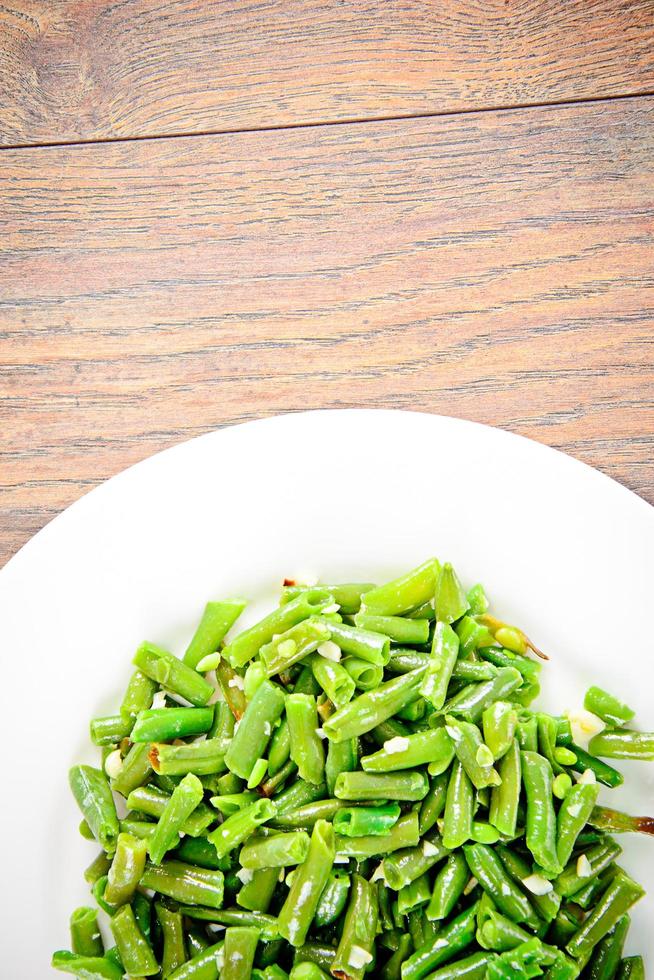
[1,410,653,976]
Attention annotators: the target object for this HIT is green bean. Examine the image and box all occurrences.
[111,742,153,798]
[477,903,533,952]
[208,702,235,744]
[589,729,654,761]
[446,715,501,789]
[572,866,617,910]
[566,869,645,959]
[288,964,330,980]
[308,653,355,708]
[314,870,350,927]
[133,641,214,706]
[240,830,310,869]
[148,772,204,864]
[131,706,214,742]
[51,951,123,979]
[361,558,439,616]
[286,693,325,785]
[261,759,297,797]
[103,832,147,905]
[401,900,479,980]
[556,781,600,868]
[272,778,326,815]
[267,717,291,776]
[488,738,521,838]
[379,934,413,980]
[127,785,214,836]
[221,926,259,980]
[90,714,133,747]
[176,836,226,871]
[481,701,517,761]
[435,562,469,624]
[584,686,634,728]
[330,874,378,980]
[521,750,561,875]
[586,913,629,980]
[382,830,448,889]
[427,850,469,921]
[70,907,103,958]
[442,668,522,724]
[516,713,539,752]
[69,765,119,853]
[225,679,285,781]
[237,866,279,912]
[420,621,460,711]
[210,791,258,817]
[84,851,112,886]
[185,931,210,957]
[182,907,279,939]
[442,760,474,850]
[463,844,541,930]
[616,956,645,979]
[386,648,431,675]
[282,582,375,614]
[455,616,495,657]
[227,590,334,668]
[558,743,624,788]
[120,670,159,722]
[278,819,335,946]
[208,797,276,858]
[466,583,488,615]
[141,859,224,908]
[495,844,561,923]
[478,644,540,679]
[215,660,247,719]
[167,942,223,980]
[322,668,426,742]
[335,810,419,859]
[396,698,426,722]
[335,769,428,801]
[272,798,345,831]
[293,943,336,971]
[354,611,430,645]
[452,661,498,682]
[150,737,228,776]
[183,599,246,669]
[325,737,358,797]
[110,903,158,976]
[399,870,433,915]
[333,803,400,837]
[342,656,384,690]
[155,903,187,977]
[555,838,622,897]
[419,771,449,835]
[371,717,412,745]
[323,620,390,666]
[260,618,332,676]
[361,727,452,777]
[589,805,654,837]
[416,951,495,980]
[553,773,573,799]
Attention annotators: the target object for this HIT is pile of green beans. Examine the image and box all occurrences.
[54,560,652,979]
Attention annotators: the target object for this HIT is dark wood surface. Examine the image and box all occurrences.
[1,0,654,146]
[2,94,653,566]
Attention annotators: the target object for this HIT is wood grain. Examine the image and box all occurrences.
[2,0,654,146]
[1,96,653,567]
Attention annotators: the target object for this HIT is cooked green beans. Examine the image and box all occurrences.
[278,819,335,946]
[56,559,654,978]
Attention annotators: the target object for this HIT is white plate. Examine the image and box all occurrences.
[1,409,653,976]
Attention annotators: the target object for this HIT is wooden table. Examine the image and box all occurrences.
[2,1,653,567]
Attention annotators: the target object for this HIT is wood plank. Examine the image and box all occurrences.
[1,1,654,146]
[1,97,653,566]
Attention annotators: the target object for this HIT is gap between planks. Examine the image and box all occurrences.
[2,89,654,153]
